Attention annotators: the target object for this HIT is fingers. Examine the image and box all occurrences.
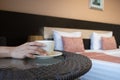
[27,45,39,50]
[34,49,48,55]
[18,41,46,52]
[26,44,47,54]
[23,48,47,58]
[26,41,45,47]
[26,42,47,55]
[26,53,35,58]
[11,41,48,59]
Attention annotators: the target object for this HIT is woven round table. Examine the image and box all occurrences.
[0,51,92,80]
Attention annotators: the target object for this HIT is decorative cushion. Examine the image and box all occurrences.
[90,32,113,50]
[53,30,81,51]
[62,36,84,53]
[101,36,117,50]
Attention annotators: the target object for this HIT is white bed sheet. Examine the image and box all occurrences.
[80,59,120,80]
[80,49,120,80]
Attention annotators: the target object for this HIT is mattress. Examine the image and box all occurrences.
[79,49,120,80]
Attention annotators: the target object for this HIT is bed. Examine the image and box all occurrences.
[44,27,120,80]
[80,50,120,80]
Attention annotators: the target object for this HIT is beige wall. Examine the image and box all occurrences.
[0,0,120,25]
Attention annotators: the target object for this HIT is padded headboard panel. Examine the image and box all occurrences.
[44,27,112,39]
[44,27,112,49]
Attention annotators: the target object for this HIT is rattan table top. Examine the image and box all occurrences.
[0,51,92,80]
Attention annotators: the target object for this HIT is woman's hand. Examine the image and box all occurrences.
[10,42,47,59]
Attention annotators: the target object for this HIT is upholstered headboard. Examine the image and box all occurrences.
[44,27,112,39]
[44,27,112,49]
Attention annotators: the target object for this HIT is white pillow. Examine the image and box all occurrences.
[90,32,113,50]
[53,30,81,51]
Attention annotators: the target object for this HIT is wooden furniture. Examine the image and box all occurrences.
[28,35,43,42]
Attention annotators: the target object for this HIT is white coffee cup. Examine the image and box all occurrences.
[36,40,54,55]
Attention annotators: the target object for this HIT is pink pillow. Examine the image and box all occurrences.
[62,36,85,53]
[101,36,117,50]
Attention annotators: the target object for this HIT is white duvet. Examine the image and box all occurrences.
[80,49,120,80]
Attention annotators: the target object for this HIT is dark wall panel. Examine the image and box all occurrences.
[0,10,120,48]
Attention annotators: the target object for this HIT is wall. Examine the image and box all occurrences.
[0,0,120,25]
